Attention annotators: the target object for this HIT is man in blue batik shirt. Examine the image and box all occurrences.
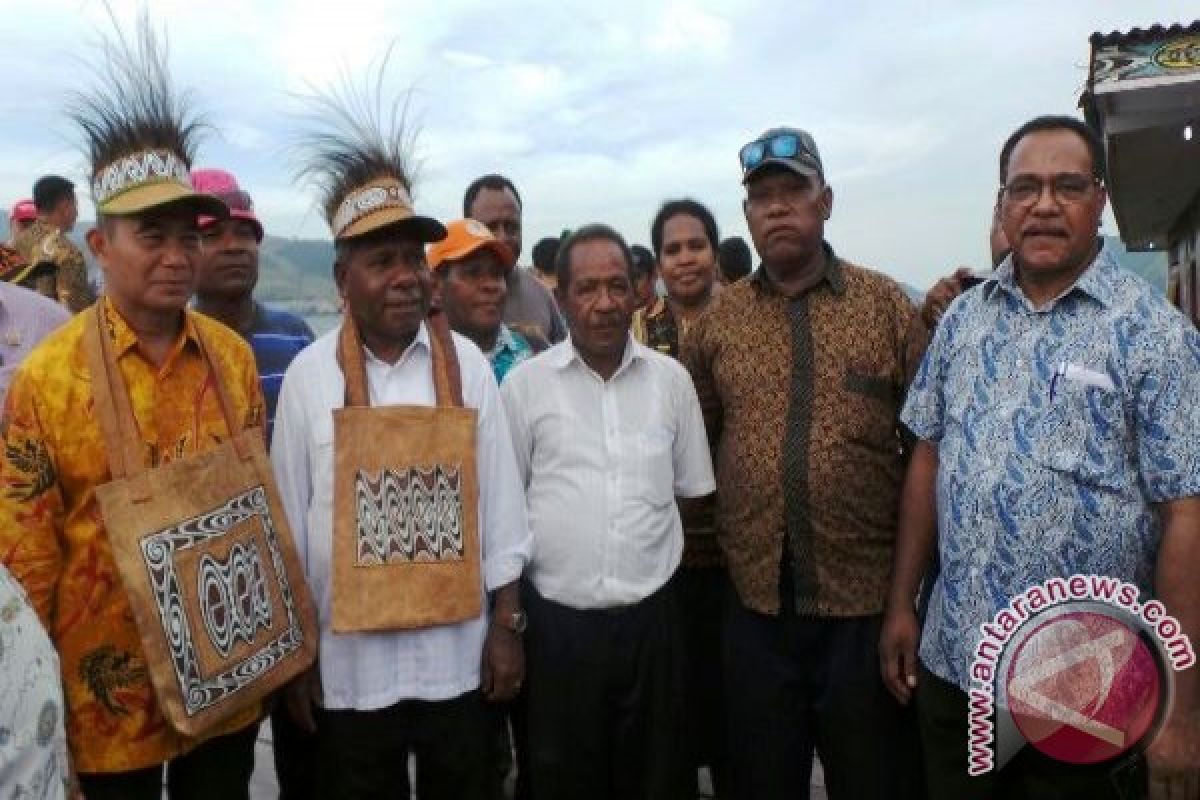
[880,115,1200,799]
[191,168,317,800]
[192,168,314,441]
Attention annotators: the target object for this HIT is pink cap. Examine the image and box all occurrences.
[190,168,263,241]
[9,199,36,223]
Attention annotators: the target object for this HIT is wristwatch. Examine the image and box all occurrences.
[494,610,528,635]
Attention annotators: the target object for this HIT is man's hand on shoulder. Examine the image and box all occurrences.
[920,267,978,329]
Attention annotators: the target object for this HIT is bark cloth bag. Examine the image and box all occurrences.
[331,311,482,632]
[83,305,317,737]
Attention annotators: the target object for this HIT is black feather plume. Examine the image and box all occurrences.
[65,7,206,182]
[290,45,422,226]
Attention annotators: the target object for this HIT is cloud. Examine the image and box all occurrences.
[0,0,1195,287]
[441,49,494,69]
[644,2,733,58]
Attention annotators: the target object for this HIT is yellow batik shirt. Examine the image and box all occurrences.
[0,298,266,773]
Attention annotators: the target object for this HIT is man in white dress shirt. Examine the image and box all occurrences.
[501,224,715,800]
[273,104,532,800]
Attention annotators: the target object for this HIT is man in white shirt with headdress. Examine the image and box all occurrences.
[273,76,532,800]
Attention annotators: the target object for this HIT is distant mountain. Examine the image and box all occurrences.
[257,236,337,310]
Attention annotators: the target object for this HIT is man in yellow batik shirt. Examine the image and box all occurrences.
[10,175,94,312]
[0,21,267,800]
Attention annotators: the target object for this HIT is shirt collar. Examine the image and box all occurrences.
[986,238,1116,310]
[750,241,846,298]
[550,332,645,377]
[361,320,431,368]
[102,296,201,359]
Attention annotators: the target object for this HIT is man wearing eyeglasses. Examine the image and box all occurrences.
[682,127,934,799]
[885,115,1200,798]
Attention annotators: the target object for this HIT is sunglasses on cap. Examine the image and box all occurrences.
[739,132,820,176]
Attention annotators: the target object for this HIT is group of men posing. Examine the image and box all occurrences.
[0,45,1196,800]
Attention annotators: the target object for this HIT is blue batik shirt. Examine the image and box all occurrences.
[485,324,534,385]
[246,304,314,441]
[901,241,1200,691]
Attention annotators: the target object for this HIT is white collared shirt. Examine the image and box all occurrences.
[501,336,715,610]
[271,322,532,710]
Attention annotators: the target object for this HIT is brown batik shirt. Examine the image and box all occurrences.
[681,244,929,616]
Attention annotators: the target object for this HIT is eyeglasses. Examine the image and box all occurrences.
[1001,173,1102,207]
[739,132,820,175]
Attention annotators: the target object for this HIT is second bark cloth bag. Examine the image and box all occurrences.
[332,312,482,631]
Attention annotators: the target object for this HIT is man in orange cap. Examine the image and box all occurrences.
[429,218,547,384]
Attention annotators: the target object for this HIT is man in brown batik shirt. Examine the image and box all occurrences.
[682,127,941,800]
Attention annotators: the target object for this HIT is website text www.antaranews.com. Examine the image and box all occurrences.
[965,574,1196,776]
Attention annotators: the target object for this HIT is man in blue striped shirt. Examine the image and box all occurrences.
[192,168,314,441]
[192,168,316,800]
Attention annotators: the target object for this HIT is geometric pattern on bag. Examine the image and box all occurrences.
[142,485,307,717]
[354,463,464,565]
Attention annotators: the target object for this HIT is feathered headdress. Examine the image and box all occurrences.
[291,51,444,242]
[65,9,225,218]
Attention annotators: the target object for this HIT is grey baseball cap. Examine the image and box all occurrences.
[739,127,824,184]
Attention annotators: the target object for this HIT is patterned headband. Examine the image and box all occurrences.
[92,149,193,208]
[331,180,415,238]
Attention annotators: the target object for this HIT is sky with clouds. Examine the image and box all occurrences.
[1,0,1196,287]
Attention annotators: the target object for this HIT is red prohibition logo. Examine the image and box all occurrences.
[1003,608,1166,764]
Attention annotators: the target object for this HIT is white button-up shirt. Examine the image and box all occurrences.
[501,336,715,610]
[272,322,531,710]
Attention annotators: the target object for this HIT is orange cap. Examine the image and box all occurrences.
[427,218,514,272]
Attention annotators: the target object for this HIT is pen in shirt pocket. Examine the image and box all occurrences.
[1049,361,1067,403]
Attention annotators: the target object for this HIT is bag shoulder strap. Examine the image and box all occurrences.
[82,305,142,480]
[83,300,248,481]
[427,310,464,408]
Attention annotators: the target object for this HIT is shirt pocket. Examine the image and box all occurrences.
[635,427,676,509]
[840,367,898,450]
[1030,379,1128,491]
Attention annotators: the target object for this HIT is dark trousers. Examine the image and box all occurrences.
[77,722,259,800]
[680,565,730,797]
[918,665,1148,800]
[723,597,921,800]
[318,690,492,800]
[523,578,688,800]
[272,702,321,800]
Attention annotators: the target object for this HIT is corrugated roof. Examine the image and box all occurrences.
[1090,21,1200,47]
